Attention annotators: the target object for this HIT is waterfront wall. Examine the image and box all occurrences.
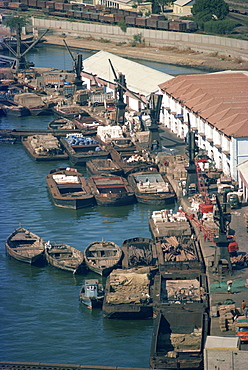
[32,18,248,57]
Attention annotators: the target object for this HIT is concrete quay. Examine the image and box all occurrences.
[159,125,248,340]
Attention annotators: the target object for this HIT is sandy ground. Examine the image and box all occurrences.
[44,34,248,72]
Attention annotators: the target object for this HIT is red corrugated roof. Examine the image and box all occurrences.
[159,71,248,137]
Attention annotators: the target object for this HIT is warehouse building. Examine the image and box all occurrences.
[158,70,248,198]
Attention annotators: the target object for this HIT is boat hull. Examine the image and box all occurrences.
[45,244,85,273]
[84,240,122,276]
[80,296,103,309]
[5,226,45,265]
[88,175,135,206]
[102,304,153,319]
[46,168,95,210]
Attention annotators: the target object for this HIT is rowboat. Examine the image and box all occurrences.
[79,279,104,309]
[87,174,135,206]
[45,242,84,273]
[5,226,45,264]
[84,239,122,276]
[128,171,176,205]
[46,167,95,209]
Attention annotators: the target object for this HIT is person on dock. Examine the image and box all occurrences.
[227,280,233,294]
[241,300,246,314]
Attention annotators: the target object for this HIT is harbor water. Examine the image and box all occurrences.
[0,46,206,368]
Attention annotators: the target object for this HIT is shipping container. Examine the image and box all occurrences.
[0,1,9,8]
[182,20,198,32]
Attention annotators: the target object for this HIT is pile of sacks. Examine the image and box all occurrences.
[66,134,99,146]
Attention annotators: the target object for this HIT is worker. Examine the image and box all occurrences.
[227,280,233,294]
[241,300,246,314]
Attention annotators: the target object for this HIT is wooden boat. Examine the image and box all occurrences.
[22,134,68,161]
[5,226,45,264]
[128,171,176,205]
[79,279,104,309]
[148,209,192,238]
[14,93,51,116]
[52,104,90,119]
[110,149,158,176]
[73,115,103,135]
[46,167,95,209]
[150,309,206,369]
[48,118,79,131]
[121,237,157,269]
[45,242,84,273]
[87,174,135,206]
[60,133,109,165]
[84,239,122,276]
[102,268,153,319]
[0,99,30,117]
[109,137,136,153]
[86,158,123,176]
[154,235,205,273]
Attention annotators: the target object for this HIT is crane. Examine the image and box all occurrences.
[63,39,84,90]
[108,59,163,152]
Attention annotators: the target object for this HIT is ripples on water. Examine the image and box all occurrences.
[0,48,203,367]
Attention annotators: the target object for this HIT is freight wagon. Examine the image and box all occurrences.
[4,1,197,33]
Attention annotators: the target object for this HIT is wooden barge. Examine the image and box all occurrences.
[60,134,109,165]
[5,226,45,265]
[149,210,192,238]
[128,171,176,205]
[102,267,153,319]
[45,242,84,274]
[22,134,68,161]
[86,158,123,176]
[121,237,157,269]
[0,99,30,117]
[84,239,122,276]
[110,149,158,176]
[46,167,95,209]
[87,175,135,206]
[150,308,207,369]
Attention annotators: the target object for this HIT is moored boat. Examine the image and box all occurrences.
[102,267,153,319]
[128,171,176,205]
[110,149,157,176]
[86,158,123,176]
[150,309,206,369]
[84,239,122,276]
[121,237,157,269]
[14,93,51,116]
[46,167,95,209]
[52,104,90,119]
[79,279,104,309]
[87,174,135,206]
[0,98,30,117]
[45,242,84,273]
[22,134,68,161]
[5,226,45,264]
[60,133,109,165]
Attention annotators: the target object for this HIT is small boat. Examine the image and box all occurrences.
[87,174,135,206]
[46,167,95,209]
[45,242,84,273]
[5,226,45,264]
[0,98,30,117]
[60,133,109,165]
[52,104,90,119]
[22,134,68,161]
[121,237,156,269]
[79,279,104,309]
[110,149,158,176]
[48,118,81,132]
[128,171,176,205]
[86,158,123,176]
[84,239,122,276]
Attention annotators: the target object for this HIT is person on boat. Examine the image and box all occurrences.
[45,240,51,250]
